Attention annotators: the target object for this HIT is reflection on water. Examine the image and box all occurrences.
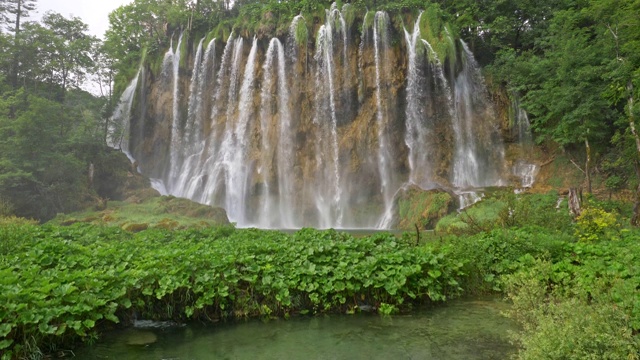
[77,297,516,360]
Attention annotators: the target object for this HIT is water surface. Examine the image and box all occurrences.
[78,297,516,359]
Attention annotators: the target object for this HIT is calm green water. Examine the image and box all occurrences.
[77,297,516,360]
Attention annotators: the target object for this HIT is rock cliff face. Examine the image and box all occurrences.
[114,8,530,229]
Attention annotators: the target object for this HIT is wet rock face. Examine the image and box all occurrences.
[123,15,512,228]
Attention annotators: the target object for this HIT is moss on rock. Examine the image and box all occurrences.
[392,185,454,230]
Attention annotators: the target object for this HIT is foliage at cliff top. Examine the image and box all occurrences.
[103,0,456,82]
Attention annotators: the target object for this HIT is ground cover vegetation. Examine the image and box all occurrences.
[1,192,639,359]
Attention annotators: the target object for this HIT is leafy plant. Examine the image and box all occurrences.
[575,206,620,241]
[502,234,640,359]
[0,224,467,358]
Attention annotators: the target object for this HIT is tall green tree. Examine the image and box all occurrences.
[588,0,640,223]
[498,8,614,193]
[39,12,98,102]
[1,0,37,88]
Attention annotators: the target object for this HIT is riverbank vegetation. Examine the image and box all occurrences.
[2,192,639,359]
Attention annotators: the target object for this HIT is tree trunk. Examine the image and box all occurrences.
[585,137,592,194]
[632,164,640,227]
[629,81,640,226]
[10,0,22,89]
[568,188,581,218]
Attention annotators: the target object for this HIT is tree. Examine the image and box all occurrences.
[588,0,640,224]
[501,9,614,194]
[38,12,97,102]
[1,0,37,88]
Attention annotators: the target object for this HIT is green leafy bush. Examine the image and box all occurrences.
[0,224,465,358]
[435,191,573,235]
[575,206,620,241]
[436,227,569,292]
[503,237,640,359]
[0,196,13,217]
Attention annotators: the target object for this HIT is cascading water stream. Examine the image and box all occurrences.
[511,97,537,189]
[258,41,277,227]
[198,32,237,197]
[451,40,506,189]
[107,69,140,156]
[184,38,204,146]
[451,58,481,188]
[314,19,344,228]
[222,37,258,225]
[258,38,295,228]
[173,38,216,197]
[274,40,295,228]
[373,11,396,228]
[167,34,183,190]
[512,96,533,146]
[403,13,432,188]
[205,36,248,223]
[357,11,367,103]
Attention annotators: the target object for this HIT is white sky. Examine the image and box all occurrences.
[34,0,132,38]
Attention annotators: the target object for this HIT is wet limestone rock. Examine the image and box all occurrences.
[155,196,230,225]
[123,329,158,346]
[391,185,455,230]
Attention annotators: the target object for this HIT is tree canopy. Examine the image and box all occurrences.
[0,5,113,220]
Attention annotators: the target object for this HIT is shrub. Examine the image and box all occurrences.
[0,196,13,217]
[575,206,620,241]
[503,237,640,359]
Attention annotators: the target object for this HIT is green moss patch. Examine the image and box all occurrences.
[393,185,454,230]
[50,195,229,229]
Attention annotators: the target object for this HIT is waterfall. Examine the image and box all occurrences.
[259,38,295,228]
[511,97,537,189]
[512,96,533,146]
[120,6,519,230]
[167,33,183,190]
[274,40,295,228]
[173,38,216,196]
[314,16,345,228]
[357,11,367,103]
[513,161,539,189]
[201,32,237,188]
[374,11,396,228]
[451,40,505,189]
[403,13,432,188]
[205,36,250,223]
[184,38,204,147]
[107,69,140,156]
[191,33,239,206]
[222,37,258,225]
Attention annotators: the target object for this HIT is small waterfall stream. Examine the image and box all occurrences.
[167,34,184,190]
[258,38,296,228]
[452,40,505,189]
[373,11,396,228]
[313,7,349,228]
[107,70,140,156]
